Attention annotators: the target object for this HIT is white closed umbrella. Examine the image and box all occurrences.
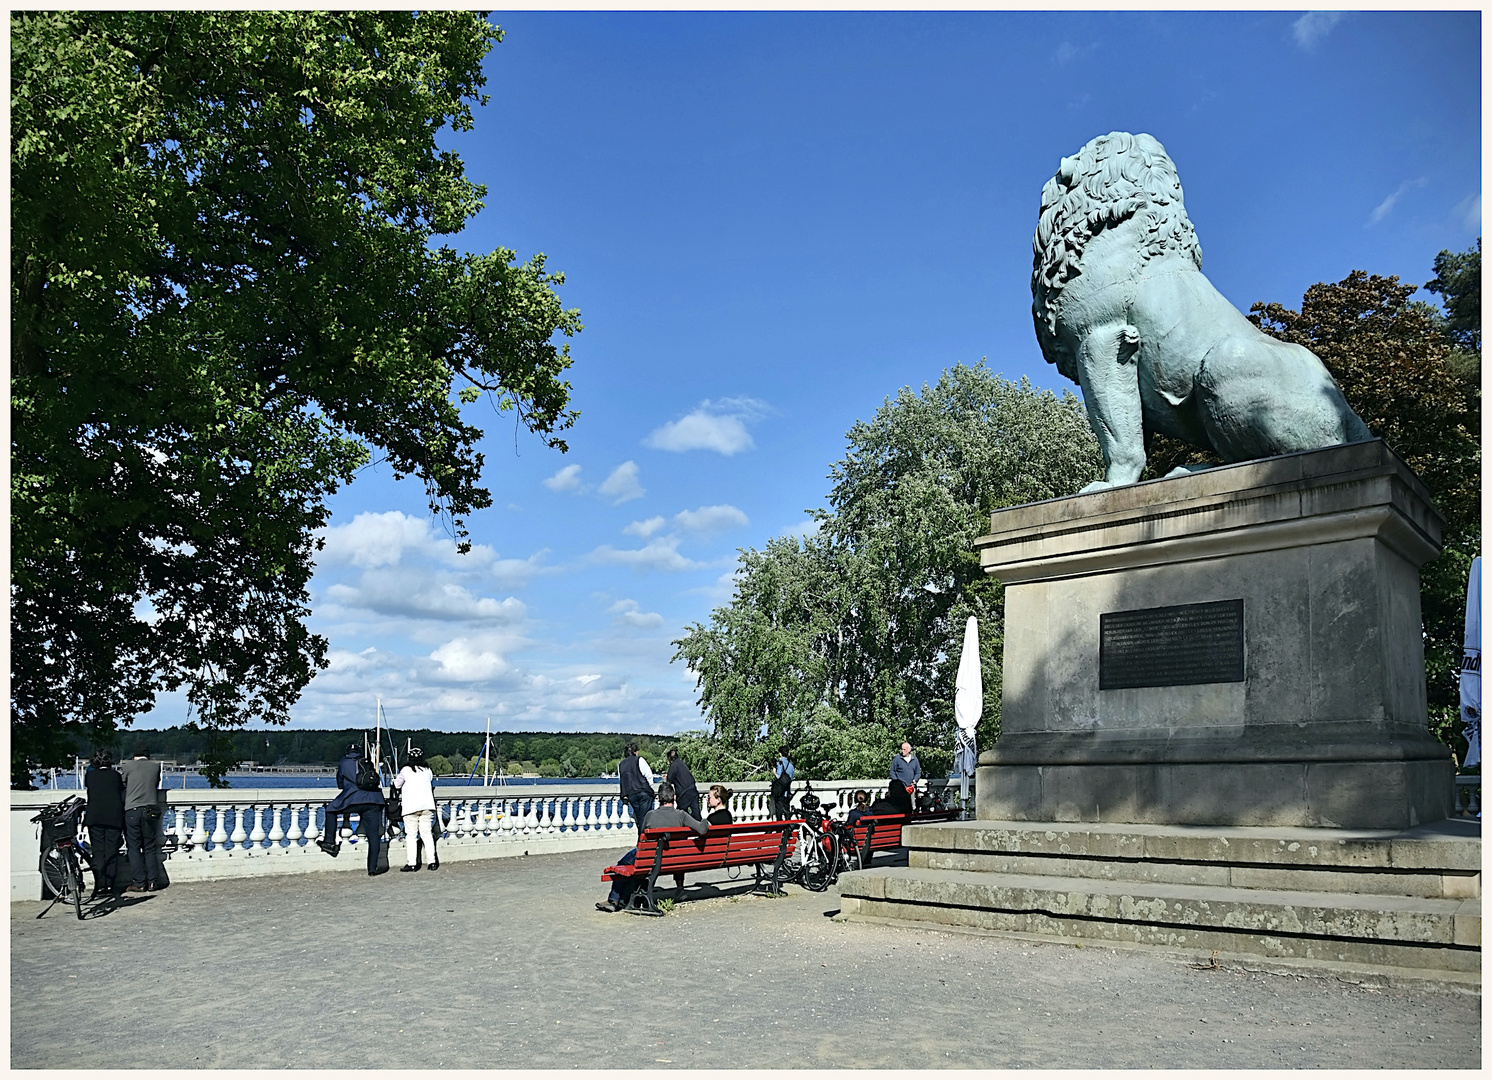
[954,616,982,808]
[1461,557,1481,770]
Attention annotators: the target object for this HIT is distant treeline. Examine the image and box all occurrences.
[84,727,681,778]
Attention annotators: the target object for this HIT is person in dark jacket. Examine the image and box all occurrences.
[770,746,795,820]
[868,781,912,817]
[320,744,387,875]
[83,749,126,898]
[118,746,165,893]
[705,784,735,826]
[665,748,701,819]
[617,742,655,832]
[845,789,872,827]
[597,782,708,913]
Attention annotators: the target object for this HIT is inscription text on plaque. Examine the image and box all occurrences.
[1099,599,1244,690]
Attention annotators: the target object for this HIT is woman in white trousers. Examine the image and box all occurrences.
[393,748,439,871]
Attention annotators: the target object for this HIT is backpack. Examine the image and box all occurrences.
[355,757,381,791]
[770,766,792,799]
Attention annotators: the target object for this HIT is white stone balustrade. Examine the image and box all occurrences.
[10,778,969,900]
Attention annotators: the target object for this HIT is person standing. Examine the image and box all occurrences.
[618,742,656,832]
[118,746,164,893]
[393,747,439,872]
[891,741,921,800]
[665,748,701,819]
[769,746,795,820]
[320,744,387,876]
[83,749,125,898]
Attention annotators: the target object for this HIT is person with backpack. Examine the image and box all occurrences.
[770,746,795,820]
[320,743,387,875]
[392,747,439,872]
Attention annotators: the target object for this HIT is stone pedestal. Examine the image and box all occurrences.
[974,440,1454,830]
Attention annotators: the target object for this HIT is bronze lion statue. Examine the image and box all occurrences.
[1031,131,1371,492]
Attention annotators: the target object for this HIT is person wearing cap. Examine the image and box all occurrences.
[393,747,439,872]
[320,743,387,875]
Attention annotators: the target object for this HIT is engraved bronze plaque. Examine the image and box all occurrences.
[1099,599,1244,689]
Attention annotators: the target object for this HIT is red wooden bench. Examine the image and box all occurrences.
[601,820,799,916]
[847,809,961,868]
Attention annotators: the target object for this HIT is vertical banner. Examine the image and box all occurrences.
[1461,556,1481,769]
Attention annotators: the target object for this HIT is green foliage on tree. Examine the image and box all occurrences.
[673,364,1103,782]
[11,11,581,787]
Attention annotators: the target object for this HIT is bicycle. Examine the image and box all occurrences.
[791,784,861,892]
[32,797,89,920]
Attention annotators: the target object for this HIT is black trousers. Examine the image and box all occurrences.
[123,807,163,887]
[87,825,123,894]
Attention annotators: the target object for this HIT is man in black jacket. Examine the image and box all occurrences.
[320,745,387,876]
[664,748,701,819]
[617,742,655,832]
[83,749,126,898]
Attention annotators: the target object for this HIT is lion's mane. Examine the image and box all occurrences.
[1031,132,1204,364]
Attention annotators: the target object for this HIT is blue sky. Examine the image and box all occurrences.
[142,10,1481,737]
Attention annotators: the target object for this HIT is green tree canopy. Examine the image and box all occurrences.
[11,11,581,787]
[674,365,1102,782]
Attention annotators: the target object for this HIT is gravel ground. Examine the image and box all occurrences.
[11,845,1482,1069]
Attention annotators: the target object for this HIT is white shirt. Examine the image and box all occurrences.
[637,756,655,783]
[392,765,436,814]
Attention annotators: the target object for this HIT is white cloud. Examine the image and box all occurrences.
[598,460,645,504]
[643,396,773,456]
[608,599,665,629]
[780,518,821,540]
[1292,11,1345,50]
[1367,178,1427,226]
[685,568,743,603]
[1052,41,1097,66]
[591,535,708,573]
[324,570,527,623]
[1456,193,1482,231]
[543,463,583,492]
[428,633,519,682]
[673,504,749,535]
[318,511,474,570]
[624,516,667,539]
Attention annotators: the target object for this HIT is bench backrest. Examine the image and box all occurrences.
[849,808,961,849]
[636,822,797,873]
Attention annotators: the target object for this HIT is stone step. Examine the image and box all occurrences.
[837,866,1481,976]
[903,819,1481,899]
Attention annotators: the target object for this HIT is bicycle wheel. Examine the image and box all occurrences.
[801,833,834,892]
[837,834,862,876]
[64,849,84,919]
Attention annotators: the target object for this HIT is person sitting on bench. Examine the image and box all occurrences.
[846,789,871,827]
[596,782,708,913]
[867,781,912,818]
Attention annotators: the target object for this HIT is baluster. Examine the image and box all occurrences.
[452,800,469,840]
[228,807,249,850]
[541,797,557,836]
[285,803,303,850]
[248,806,267,854]
[497,799,515,840]
[189,805,209,849]
[580,796,594,832]
[267,805,286,852]
[210,807,229,852]
[559,795,575,834]
[303,803,320,847]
